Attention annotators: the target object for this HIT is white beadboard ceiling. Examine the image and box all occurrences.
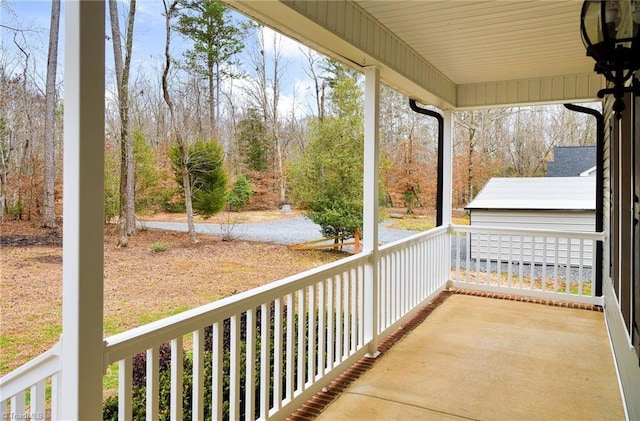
[354,0,594,85]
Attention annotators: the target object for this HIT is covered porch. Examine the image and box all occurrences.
[1,224,619,419]
[1,0,638,420]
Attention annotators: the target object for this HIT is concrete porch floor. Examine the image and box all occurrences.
[314,294,625,421]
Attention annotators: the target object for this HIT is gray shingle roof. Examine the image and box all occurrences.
[547,146,596,177]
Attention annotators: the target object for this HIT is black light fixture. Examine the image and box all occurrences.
[581,0,640,118]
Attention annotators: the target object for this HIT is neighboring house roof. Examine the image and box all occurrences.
[466,177,595,211]
[580,166,597,177]
[546,146,596,177]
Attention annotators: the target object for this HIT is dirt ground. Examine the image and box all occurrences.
[0,212,342,376]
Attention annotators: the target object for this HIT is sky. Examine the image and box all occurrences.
[0,0,321,118]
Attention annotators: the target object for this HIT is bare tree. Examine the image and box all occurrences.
[246,27,287,203]
[301,48,326,121]
[379,88,438,210]
[505,108,556,177]
[453,108,512,204]
[42,0,60,228]
[7,32,43,221]
[109,0,137,246]
[162,0,197,243]
[547,105,597,147]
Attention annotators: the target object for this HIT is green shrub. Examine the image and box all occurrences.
[227,175,253,211]
[6,202,24,220]
[169,140,228,219]
[150,242,170,253]
[102,304,299,420]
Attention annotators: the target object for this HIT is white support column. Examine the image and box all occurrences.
[363,66,380,357]
[60,1,105,419]
[442,110,454,288]
[442,110,454,226]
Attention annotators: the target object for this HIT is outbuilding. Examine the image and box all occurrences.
[465,177,596,265]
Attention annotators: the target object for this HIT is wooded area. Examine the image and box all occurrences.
[0,0,598,244]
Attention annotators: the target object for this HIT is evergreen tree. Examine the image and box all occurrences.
[227,174,252,211]
[169,140,227,218]
[175,0,244,138]
[289,62,364,239]
[237,108,271,172]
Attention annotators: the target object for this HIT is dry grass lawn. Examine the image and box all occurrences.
[0,213,343,376]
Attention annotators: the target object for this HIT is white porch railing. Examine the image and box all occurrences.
[449,225,606,305]
[0,340,62,420]
[0,224,603,419]
[100,227,450,420]
[377,226,450,338]
[103,252,372,421]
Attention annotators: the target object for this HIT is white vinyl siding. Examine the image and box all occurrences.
[457,74,602,109]
[469,210,596,266]
[470,210,596,232]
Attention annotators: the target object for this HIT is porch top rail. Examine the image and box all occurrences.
[378,225,449,254]
[104,250,371,365]
[450,224,606,241]
[0,340,61,400]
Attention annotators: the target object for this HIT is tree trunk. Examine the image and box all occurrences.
[43,0,60,228]
[0,144,7,223]
[162,0,197,243]
[123,0,137,236]
[109,0,137,246]
[208,60,215,140]
[109,0,128,246]
[270,39,286,204]
[303,49,326,121]
[179,142,197,243]
[215,64,221,140]
[466,113,477,203]
[467,132,475,202]
[251,28,286,204]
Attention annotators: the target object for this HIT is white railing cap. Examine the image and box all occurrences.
[0,340,61,400]
[450,224,606,241]
[104,251,372,364]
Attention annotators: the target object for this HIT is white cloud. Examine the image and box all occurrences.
[262,26,306,60]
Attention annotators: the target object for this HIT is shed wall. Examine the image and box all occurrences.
[470,210,596,231]
[469,209,595,266]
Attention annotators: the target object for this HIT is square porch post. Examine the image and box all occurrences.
[363,66,380,357]
[60,1,105,419]
[442,110,453,286]
[442,110,453,227]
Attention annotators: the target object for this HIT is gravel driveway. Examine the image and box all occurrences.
[139,216,417,246]
[140,218,592,281]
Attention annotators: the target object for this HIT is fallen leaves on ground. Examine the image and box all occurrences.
[0,216,343,375]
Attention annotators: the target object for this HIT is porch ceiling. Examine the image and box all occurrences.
[355,0,593,87]
[225,0,604,109]
[355,0,593,85]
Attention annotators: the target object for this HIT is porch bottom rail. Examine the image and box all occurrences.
[449,225,605,305]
